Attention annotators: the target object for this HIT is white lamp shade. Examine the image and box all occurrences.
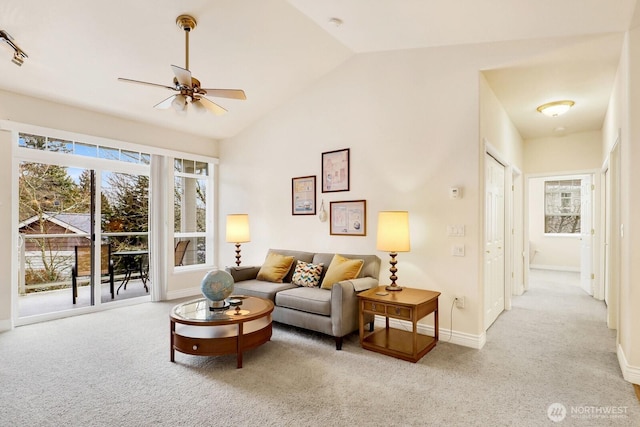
[171,94,187,112]
[376,211,410,252]
[191,98,207,113]
[226,214,250,243]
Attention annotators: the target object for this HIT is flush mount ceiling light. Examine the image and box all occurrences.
[536,100,575,117]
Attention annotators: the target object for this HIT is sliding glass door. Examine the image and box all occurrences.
[16,134,151,319]
[102,170,149,303]
[18,163,95,316]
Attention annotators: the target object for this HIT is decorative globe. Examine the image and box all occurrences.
[200,269,234,308]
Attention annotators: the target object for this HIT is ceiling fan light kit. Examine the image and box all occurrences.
[118,14,246,116]
[536,100,575,117]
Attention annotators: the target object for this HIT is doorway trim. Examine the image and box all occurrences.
[523,169,601,296]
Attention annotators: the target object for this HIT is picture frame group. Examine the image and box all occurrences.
[292,148,365,236]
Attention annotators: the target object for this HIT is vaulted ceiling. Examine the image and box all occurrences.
[0,0,637,140]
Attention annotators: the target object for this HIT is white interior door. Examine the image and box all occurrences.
[484,153,505,329]
[580,175,593,295]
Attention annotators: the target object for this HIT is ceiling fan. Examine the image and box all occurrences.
[118,15,246,115]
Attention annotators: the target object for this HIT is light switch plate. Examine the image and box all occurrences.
[447,225,465,237]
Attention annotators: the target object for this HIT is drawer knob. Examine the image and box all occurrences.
[192,344,199,351]
[395,307,400,315]
[371,303,376,311]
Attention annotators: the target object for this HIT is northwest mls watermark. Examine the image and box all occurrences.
[547,402,629,422]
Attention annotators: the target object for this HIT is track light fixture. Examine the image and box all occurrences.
[0,30,28,67]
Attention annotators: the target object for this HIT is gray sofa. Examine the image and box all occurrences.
[227,249,381,350]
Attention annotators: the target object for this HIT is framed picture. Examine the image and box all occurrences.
[292,176,316,215]
[330,200,366,236]
[322,148,350,193]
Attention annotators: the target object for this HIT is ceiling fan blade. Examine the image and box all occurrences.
[197,97,227,115]
[199,89,247,100]
[171,65,192,87]
[153,94,177,109]
[118,77,176,91]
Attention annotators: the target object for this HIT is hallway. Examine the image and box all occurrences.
[484,268,636,423]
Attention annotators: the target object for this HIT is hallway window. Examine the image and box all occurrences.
[545,179,581,234]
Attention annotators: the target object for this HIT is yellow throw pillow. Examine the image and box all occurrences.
[256,252,295,283]
[320,254,364,289]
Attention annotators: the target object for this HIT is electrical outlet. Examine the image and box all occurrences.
[454,296,465,309]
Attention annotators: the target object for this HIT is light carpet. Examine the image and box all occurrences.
[0,270,637,426]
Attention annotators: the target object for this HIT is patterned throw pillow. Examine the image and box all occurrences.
[291,261,324,287]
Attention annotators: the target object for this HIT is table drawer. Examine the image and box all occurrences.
[363,301,386,314]
[386,304,412,320]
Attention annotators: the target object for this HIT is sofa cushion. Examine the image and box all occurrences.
[275,287,332,316]
[291,261,324,287]
[257,252,295,283]
[233,279,296,301]
[320,254,364,289]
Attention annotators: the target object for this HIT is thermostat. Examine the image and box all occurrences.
[449,187,462,199]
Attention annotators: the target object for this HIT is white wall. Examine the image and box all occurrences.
[219,42,538,345]
[524,131,602,173]
[0,89,218,328]
[623,24,640,383]
[479,74,526,297]
[602,24,640,383]
[479,75,524,166]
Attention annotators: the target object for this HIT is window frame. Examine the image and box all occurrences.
[173,157,214,270]
[544,179,582,235]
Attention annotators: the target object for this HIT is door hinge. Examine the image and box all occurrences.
[591,229,595,235]
[591,184,595,191]
[591,273,595,280]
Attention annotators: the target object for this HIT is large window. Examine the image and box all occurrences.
[545,179,581,234]
[11,124,218,325]
[174,157,212,267]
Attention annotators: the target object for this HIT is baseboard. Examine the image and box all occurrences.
[166,287,201,301]
[617,344,640,385]
[0,318,12,332]
[530,265,580,272]
[376,317,486,349]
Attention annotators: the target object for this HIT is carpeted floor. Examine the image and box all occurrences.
[0,270,637,426]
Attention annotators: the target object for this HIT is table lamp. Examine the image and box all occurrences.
[226,214,250,266]
[376,211,410,291]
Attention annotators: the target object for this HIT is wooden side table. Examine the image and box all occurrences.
[358,286,441,363]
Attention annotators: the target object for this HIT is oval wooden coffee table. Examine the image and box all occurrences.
[170,296,274,368]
